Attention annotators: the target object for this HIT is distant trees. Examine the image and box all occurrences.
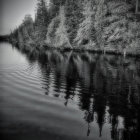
[16,15,34,49]
[22,15,34,41]
[10,0,50,48]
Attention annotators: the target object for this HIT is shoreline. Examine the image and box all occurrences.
[1,40,140,57]
[42,43,140,58]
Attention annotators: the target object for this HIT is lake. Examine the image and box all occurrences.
[0,42,140,140]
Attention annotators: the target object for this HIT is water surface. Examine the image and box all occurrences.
[0,42,140,140]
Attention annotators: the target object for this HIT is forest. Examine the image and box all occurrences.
[10,0,140,56]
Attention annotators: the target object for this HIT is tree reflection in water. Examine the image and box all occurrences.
[24,49,140,140]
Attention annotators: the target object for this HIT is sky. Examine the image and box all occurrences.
[0,0,37,35]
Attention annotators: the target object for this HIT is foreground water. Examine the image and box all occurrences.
[0,42,140,140]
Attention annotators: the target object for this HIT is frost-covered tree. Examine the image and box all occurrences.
[94,0,107,50]
[46,6,71,48]
[103,0,134,53]
[74,0,96,47]
[45,16,60,45]
[65,0,83,44]
[55,6,71,48]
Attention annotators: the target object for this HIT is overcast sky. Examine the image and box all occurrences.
[0,0,37,35]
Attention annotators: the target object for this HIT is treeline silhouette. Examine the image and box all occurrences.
[10,0,140,55]
[21,49,140,140]
[0,35,10,42]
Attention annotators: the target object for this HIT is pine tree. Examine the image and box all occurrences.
[35,0,50,27]
[23,15,34,38]
[65,0,83,44]
[55,6,71,48]
[103,0,134,53]
[45,16,60,45]
[94,0,107,50]
[51,0,66,5]
[74,0,96,47]
[34,0,50,43]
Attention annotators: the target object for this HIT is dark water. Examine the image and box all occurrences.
[0,42,140,140]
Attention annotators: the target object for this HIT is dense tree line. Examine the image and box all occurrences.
[10,0,140,55]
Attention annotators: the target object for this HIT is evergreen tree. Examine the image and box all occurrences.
[46,0,66,24]
[51,0,66,5]
[46,6,71,48]
[94,0,107,50]
[13,14,34,49]
[103,0,135,53]
[65,0,83,44]
[45,16,60,45]
[35,0,49,27]
[23,15,34,38]
[74,0,96,47]
[55,6,71,48]
[34,0,50,43]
